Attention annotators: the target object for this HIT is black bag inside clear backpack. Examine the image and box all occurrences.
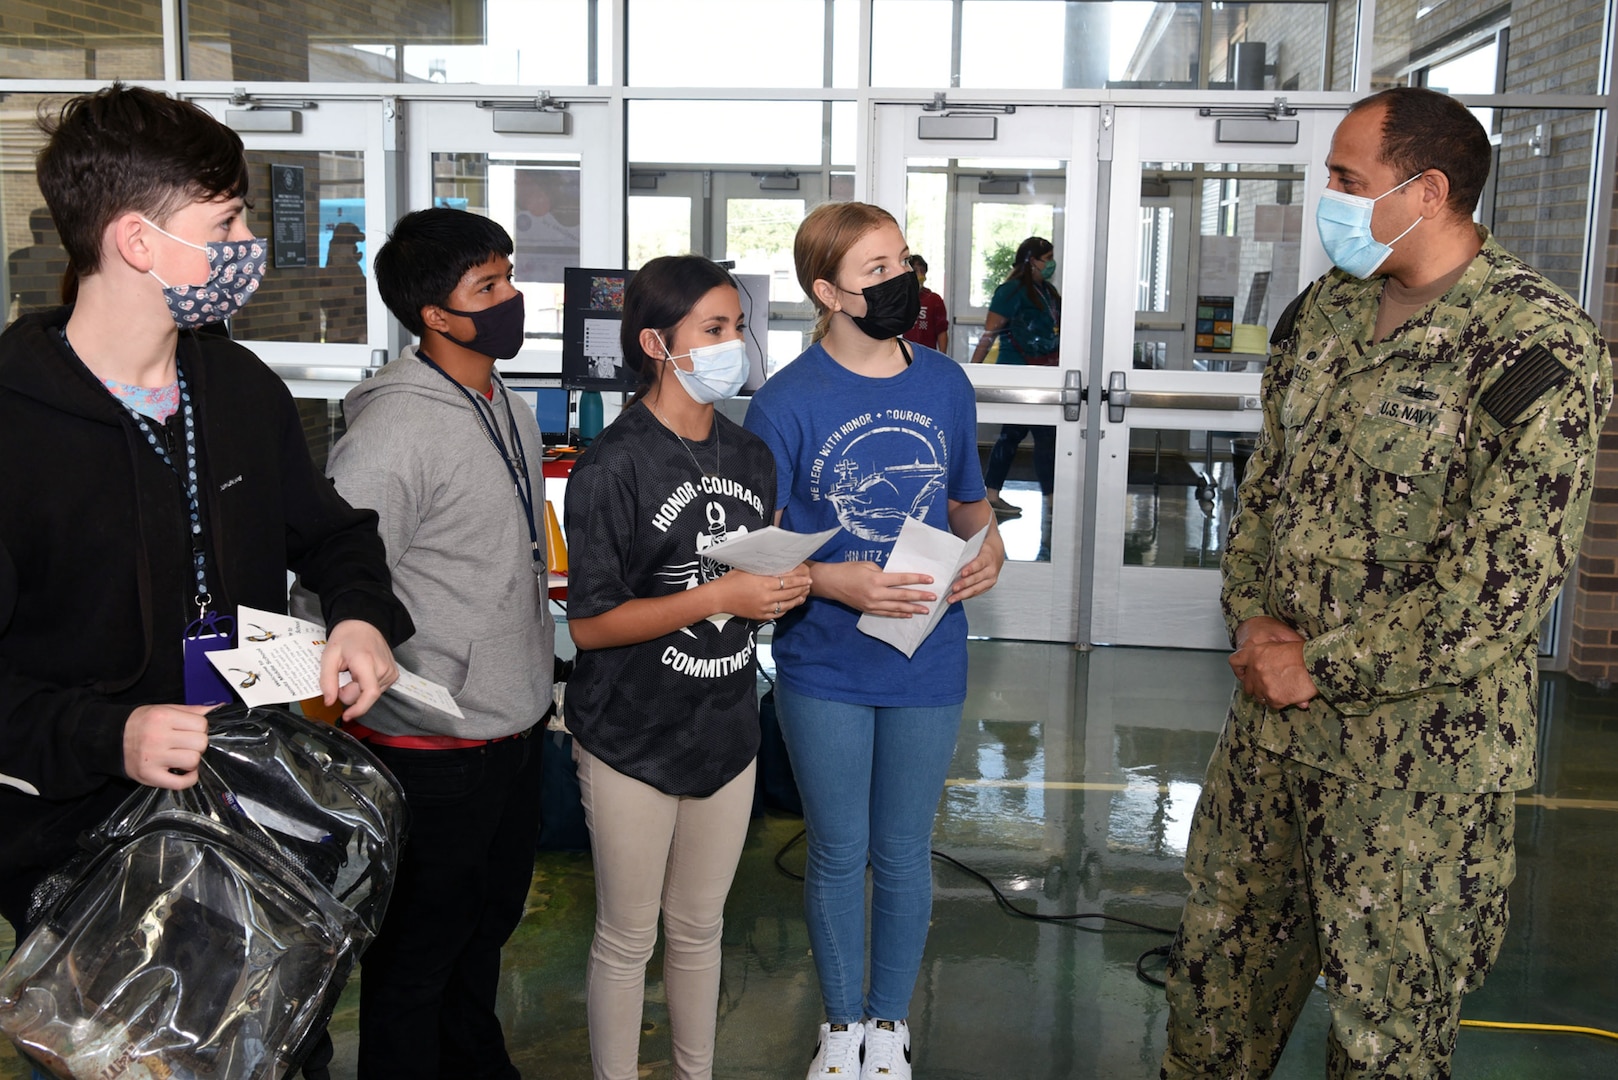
[0,704,405,1080]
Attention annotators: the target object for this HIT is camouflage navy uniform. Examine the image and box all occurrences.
[1162,228,1613,1079]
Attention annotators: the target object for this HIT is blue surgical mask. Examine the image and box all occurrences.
[141,216,267,327]
[659,335,750,403]
[1314,174,1423,278]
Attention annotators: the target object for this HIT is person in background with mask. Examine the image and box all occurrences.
[1161,87,1612,1079]
[0,84,411,1080]
[745,202,1005,1080]
[901,254,949,355]
[564,254,811,1080]
[970,236,1060,521]
[289,207,555,1080]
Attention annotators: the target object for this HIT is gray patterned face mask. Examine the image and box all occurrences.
[141,216,267,327]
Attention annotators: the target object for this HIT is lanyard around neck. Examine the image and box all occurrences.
[62,328,212,615]
[415,351,542,569]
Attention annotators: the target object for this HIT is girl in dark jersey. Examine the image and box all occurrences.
[563,255,811,1080]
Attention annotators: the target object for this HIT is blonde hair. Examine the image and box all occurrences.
[794,201,900,343]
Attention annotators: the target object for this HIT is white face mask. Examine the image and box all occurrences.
[658,335,750,403]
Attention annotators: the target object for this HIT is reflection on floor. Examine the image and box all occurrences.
[995,481,1049,561]
[4,644,1615,1078]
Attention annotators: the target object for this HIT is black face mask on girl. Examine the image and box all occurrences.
[837,271,921,340]
[441,291,527,359]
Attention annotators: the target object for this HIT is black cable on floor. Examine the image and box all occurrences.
[772,827,1178,985]
[771,832,1618,1036]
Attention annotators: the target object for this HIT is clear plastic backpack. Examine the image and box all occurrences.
[0,704,405,1080]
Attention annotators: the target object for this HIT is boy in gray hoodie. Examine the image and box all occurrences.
[295,208,554,1080]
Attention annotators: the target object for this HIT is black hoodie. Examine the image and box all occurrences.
[0,307,412,928]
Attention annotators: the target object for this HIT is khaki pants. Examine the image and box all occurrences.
[1162,713,1514,1079]
[576,747,756,1080]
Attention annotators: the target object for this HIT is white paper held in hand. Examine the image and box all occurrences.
[856,517,989,658]
[207,605,464,718]
[699,525,840,576]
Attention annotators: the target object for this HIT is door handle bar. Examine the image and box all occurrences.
[1103,371,1259,422]
[975,370,1087,420]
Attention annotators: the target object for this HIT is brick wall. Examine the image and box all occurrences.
[1567,177,1618,685]
[0,0,162,80]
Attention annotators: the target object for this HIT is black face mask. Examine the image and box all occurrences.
[441,291,527,359]
[839,271,921,340]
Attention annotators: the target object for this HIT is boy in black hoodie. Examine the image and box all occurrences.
[0,85,413,960]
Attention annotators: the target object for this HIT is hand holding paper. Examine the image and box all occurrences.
[856,517,989,658]
[208,606,462,718]
[700,524,840,576]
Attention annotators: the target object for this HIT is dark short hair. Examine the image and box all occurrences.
[372,208,514,336]
[1350,86,1492,215]
[621,255,737,402]
[909,254,928,274]
[36,84,249,289]
[1007,235,1058,302]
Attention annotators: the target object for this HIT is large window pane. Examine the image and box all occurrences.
[628,101,826,166]
[874,1,1333,91]
[960,1,1070,89]
[185,0,597,84]
[871,0,953,87]
[629,0,825,87]
[1487,109,1599,303]
[233,151,370,344]
[0,0,163,80]
[1375,0,1605,95]
[430,153,580,355]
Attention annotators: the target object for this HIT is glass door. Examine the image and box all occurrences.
[407,97,618,377]
[871,103,1099,643]
[1088,106,1340,647]
[711,169,826,375]
[183,93,391,465]
[183,94,388,378]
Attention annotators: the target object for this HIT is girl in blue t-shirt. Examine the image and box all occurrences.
[744,202,1005,1080]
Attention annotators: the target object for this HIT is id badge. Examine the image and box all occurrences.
[183,612,236,706]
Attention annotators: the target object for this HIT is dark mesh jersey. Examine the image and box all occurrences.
[563,404,775,796]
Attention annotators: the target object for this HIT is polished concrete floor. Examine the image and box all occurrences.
[4,643,1616,1078]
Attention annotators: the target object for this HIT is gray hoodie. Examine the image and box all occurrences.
[292,346,554,739]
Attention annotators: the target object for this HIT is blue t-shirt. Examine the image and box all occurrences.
[744,341,985,706]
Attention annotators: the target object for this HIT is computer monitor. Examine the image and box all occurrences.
[561,267,638,392]
[507,385,572,446]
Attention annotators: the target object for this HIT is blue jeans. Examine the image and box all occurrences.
[774,683,962,1024]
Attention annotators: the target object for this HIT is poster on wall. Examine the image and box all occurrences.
[513,167,581,284]
[270,165,308,269]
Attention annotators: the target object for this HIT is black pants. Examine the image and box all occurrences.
[357,734,543,1080]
